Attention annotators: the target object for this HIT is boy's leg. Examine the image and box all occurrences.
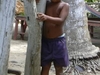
[41,63,51,75]
[54,64,63,75]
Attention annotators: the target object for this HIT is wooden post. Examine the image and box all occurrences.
[0,0,16,75]
[24,0,46,75]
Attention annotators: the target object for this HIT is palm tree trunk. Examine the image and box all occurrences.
[0,0,16,75]
[24,0,46,75]
[64,0,99,59]
[63,0,100,74]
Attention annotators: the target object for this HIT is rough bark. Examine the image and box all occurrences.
[0,0,16,75]
[63,0,100,60]
[24,0,46,75]
[63,0,100,75]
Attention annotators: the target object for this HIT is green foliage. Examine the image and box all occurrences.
[85,0,97,2]
[85,0,100,18]
[18,12,25,16]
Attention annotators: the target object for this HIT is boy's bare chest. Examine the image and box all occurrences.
[46,4,62,16]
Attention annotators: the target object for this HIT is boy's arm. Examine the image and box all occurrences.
[46,3,69,25]
[37,3,69,25]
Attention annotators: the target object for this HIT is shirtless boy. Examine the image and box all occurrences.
[37,0,69,75]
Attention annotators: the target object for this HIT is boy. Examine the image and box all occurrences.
[37,0,69,75]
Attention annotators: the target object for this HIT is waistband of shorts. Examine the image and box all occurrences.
[42,33,65,41]
[58,33,65,38]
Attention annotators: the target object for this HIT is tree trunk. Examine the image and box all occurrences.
[24,0,46,75]
[64,0,99,59]
[63,0,100,74]
[0,0,16,75]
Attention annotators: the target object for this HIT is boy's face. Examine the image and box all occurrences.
[51,0,61,3]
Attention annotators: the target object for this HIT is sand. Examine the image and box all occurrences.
[8,40,27,75]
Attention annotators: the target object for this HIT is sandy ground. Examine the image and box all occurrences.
[8,40,27,75]
[8,24,100,75]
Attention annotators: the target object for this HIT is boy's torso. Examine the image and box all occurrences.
[43,1,65,39]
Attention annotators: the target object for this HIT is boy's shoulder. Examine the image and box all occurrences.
[61,2,69,9]
[62,1,69,6]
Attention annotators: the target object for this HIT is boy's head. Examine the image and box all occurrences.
[51,0,61,3]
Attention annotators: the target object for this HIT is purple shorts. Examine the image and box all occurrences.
[41,36,69,67]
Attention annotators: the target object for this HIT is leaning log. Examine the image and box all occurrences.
[24,0,46,75]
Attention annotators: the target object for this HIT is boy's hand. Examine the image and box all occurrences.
[37,13,47,21]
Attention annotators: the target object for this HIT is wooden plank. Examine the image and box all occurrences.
[88,23,100,26]
[88,20,100,26]
[88,20,100,23]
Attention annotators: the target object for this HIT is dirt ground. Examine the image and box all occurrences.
[8,25,100,75]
